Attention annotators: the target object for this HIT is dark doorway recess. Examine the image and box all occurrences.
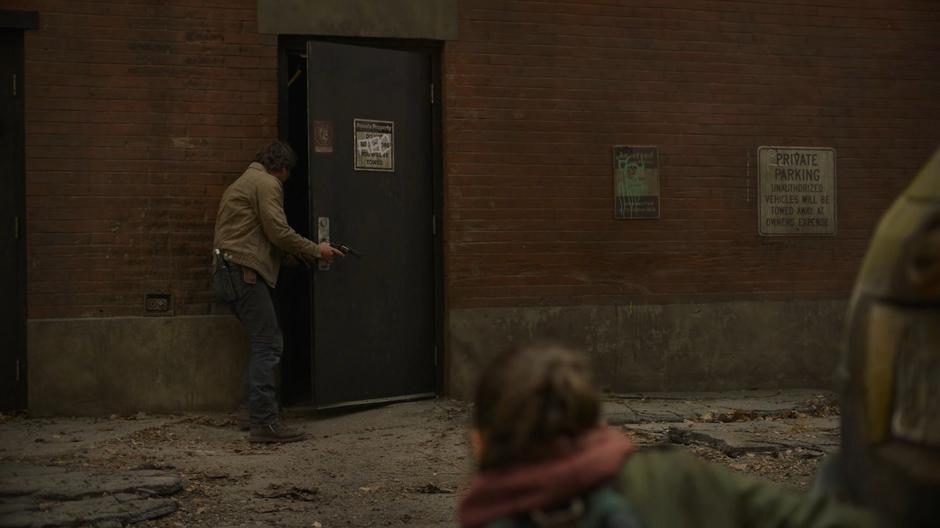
[0,16,32,411]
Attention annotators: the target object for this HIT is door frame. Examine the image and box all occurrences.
[0,10,37,411]
[277,36,445,404]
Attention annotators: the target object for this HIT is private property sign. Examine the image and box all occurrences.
[758,147,837,236]
[354,119,394,172]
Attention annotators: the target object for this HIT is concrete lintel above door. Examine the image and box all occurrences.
[258,0,457,40]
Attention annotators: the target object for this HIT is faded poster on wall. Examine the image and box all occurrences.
[354,119,394,172]
[613,146,660,219]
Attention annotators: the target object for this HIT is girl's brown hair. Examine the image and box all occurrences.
[473,343,601,470]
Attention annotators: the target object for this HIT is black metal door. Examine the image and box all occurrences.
[0,29,26,411]
[307,41,436,408]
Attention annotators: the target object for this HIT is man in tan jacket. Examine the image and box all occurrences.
[212,140,343,443]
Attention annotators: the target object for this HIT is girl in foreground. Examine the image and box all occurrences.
[458,344,878,528]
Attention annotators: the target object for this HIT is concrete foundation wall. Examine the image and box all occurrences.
[27,300,846,413]
[447,299,847,399]
[28,316,248,416]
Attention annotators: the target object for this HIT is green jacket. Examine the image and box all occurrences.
[615,449,876,528]
[488,449,877,528]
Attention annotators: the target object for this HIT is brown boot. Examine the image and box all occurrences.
[248,421,305,443]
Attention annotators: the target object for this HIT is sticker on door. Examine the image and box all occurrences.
[354,119,394,172]
[313,120,334,154]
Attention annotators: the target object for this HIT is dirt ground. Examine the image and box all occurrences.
[0,390,840,527]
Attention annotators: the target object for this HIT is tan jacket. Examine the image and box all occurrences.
[211,162,320,287]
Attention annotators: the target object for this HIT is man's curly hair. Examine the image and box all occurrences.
[254,140,297,174]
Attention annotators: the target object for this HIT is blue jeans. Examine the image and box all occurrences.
[213,261,283,426]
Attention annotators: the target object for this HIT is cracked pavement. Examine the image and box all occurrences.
[0,390,839,527]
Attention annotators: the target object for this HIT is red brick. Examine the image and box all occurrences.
[13,0,275,317]
[444,0,940,308]
[14,0,940,318]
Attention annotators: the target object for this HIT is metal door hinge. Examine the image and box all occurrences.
[431,214,436,235]
[430,83,434,105]
[12,74,16,97]
[433,345,438,367]
[13,217,20,239]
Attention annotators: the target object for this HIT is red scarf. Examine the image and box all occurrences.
[458,427,634,528]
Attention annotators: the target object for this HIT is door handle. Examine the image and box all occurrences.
[317,216,330,271]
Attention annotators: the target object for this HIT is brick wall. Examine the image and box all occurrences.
[11,0,940,319]
[10,0,276,318]
[444,0,940,309]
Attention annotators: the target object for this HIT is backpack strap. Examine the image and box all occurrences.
[576,484,643,528]
[484,484,643,528]
[485,518,521,528]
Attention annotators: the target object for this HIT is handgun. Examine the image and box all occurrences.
[328,242,363,258]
